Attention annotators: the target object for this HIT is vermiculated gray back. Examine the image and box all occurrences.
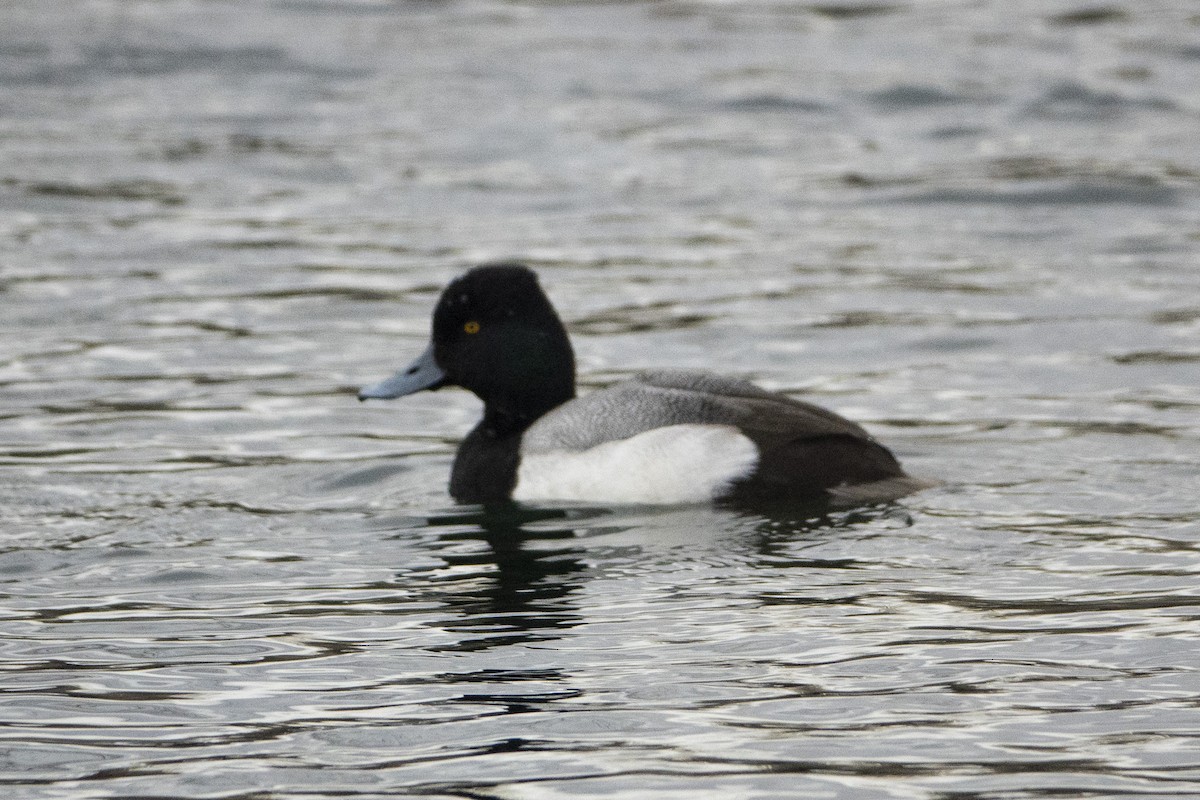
[522,370,874,454]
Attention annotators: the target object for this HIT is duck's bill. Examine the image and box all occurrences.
[358,344,448,400]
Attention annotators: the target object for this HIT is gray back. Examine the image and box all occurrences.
[522,370,873,454]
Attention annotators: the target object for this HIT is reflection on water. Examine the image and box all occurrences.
[418,509,591,650]
[3,0,1200,797]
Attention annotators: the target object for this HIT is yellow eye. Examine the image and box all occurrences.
[463,320,480,334]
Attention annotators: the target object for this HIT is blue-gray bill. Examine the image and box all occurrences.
[358,344,447,401]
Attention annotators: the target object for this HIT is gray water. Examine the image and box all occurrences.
[3,1,1199,797]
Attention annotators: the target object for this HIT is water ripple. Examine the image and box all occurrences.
[3,0,1199,797]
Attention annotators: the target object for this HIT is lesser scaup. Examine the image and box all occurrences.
[360,264,928,507]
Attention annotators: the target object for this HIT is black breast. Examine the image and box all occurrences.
[449,423,523,504]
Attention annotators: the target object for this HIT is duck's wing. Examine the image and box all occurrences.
[523,370,876,452]
[635,371,912,498]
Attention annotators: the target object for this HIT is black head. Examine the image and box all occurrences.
[360,264,576,425]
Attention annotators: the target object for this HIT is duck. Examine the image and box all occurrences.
[359,263,928,508]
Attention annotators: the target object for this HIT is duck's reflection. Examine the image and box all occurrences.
[405,505,597,651]
[370,506,602,721]
[387,498,915,653]
[729,498,918,565]
[375,498,918,723]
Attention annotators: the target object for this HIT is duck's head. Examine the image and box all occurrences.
[359,264,576,421]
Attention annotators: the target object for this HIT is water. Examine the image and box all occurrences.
[2,0,1199,797]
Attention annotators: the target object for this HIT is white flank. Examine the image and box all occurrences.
[513,424,759,505]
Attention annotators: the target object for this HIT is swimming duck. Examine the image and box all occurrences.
[360,263,926,507]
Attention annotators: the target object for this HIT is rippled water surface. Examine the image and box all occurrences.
[3,1,1200,797]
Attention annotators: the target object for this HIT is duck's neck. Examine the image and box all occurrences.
[481,387,574,439]
[449,359,575,504]
[450,391,573,505]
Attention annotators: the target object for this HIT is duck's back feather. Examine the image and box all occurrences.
[523,370,868,451]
